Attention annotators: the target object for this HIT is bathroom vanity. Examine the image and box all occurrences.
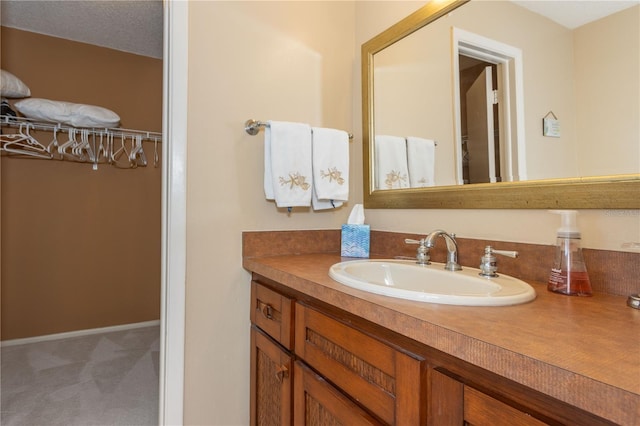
[244,231,639,425]
[244,0,640,422]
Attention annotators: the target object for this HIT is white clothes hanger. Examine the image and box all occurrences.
[111,133,133,168]
[129,134,147,167]
[2,123,52,159]
[46,125,62,159]
[106,131,114,165]
[1,115,160,169]
[72,129,85,159]
[153,136,160,168]
[93,132,109,170]
[73,129,96,163]
[58,128,79,161]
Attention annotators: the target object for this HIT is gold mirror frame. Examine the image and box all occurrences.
[362,0,640,209]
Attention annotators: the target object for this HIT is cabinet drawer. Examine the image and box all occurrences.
[251,281,294,350]
[295,303,425,425]
[464,385,548,426]
[431,368,615,426]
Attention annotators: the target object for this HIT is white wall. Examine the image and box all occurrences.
[185,2,356,424]
[183,1,639,424]
[574,5,640,177]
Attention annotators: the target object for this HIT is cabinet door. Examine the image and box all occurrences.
[251,326,292,426]
[429,369,464,425]
[295,303,426,425]
[293,360,383,426]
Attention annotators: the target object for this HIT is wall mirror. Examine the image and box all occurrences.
[362,0,639,208]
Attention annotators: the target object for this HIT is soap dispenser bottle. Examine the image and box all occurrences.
[547,210,592,296]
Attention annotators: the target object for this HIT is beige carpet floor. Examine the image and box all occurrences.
[1,325,159,426]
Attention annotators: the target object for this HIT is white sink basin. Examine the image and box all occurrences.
[329,260,536,306]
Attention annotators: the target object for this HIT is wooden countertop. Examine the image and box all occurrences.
[243,253,640,425]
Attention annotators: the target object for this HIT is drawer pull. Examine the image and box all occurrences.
[261,302,274,320]
[275,365,289,383]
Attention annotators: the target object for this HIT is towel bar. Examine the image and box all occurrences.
[244,119,353,140]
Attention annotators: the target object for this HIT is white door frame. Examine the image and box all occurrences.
[452,27,527,183]
[159,1,188,425]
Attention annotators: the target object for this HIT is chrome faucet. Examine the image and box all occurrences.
[478,245,519,277]
[404,238,430,265]
[424,230,462,271]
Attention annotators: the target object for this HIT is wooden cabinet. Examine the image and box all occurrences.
[430,369,547,426]
[250,281,294,350]
[429,368,613,426]
[250,275,614,426]
[293,360,382,425]
[463,385,548,426]
[295,303,426,425]
[250,280,427,425]
[250,281,295,425]
[251,326,292,426]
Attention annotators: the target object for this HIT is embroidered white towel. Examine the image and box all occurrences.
[311,127,349,210]
[264,121,313,208]
[374,135,410,190]
[406,136,436,187]
[312,191,343,210]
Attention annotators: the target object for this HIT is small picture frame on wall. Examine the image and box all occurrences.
[543,111,561,137]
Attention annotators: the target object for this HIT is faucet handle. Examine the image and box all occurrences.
[491,247,519,258]
[479,246,518,277]
[404,238,430,265]
[404,238,423,245]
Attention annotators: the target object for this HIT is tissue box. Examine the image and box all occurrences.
[341,224,370,258]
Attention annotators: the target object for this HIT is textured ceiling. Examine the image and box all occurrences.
[0,0,163,59]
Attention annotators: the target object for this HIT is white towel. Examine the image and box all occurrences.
[311,191,343,210]
[264,121,313,208]
[374,135,410,190]
[311,127,349,210]
[406,136,436,187]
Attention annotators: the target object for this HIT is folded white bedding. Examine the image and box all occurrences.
[1,69,31,98]
[14,98,120,128]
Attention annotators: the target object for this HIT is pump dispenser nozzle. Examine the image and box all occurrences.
[547,210,592,296]
[551,210,581,238]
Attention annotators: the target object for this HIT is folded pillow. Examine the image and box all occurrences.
[1,69,31,98]
[14,98,120,128]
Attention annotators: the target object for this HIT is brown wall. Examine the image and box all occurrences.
[1,27,162,340]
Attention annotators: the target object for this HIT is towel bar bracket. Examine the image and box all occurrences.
[244,119,266,136]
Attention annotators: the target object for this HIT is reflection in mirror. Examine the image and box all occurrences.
[362,0,640,208]
[452,28,525,185]
[373,0,639,189]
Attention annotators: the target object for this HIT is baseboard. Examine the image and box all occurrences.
[1,320,161,347]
